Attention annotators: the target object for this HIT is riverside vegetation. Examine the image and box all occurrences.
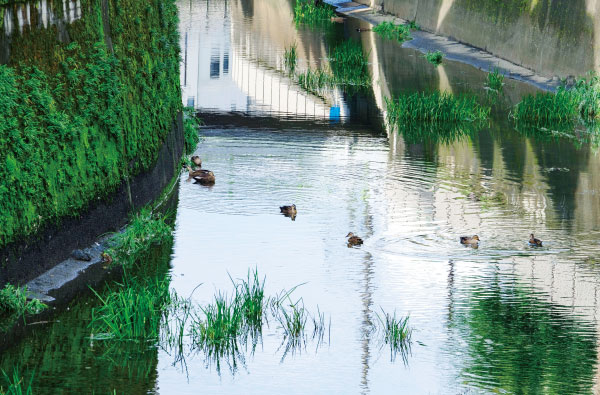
[0,0,182,248]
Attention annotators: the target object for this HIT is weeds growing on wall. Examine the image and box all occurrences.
[293,0,335,25]
[0,0,182,249]
[0,284,46,317]
[425,50,444,66]
[385,92,490,125]
[183,107,201,154]
[373,21,412,42]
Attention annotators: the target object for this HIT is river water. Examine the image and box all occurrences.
[2,0,600,393]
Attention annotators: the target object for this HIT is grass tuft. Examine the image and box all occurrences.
[284,43,298,74]
[373,21,412,42]
[375,309,412,363]
[293,0,335,25]
[0,367,34,395]
[485,68,505,94]
[0,284,46,317]
[425,50,444,66]
[385,92,490,125]
[106,207,172,267]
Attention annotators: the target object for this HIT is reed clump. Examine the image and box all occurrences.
[297,69,335,95]
[375,309,412,362]
[0,284,46,317]
[425,50,444,66]
[90,275,172,341]
[373,21,412,42]
[293,0,335,25]
[284,43,298,74]
[329,41,371,88]
[485,68,505,94]
[385,92,490,125]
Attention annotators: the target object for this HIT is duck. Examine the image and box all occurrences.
[346,232,364,246]
[529,233,543,247]
[356,27,371,32]
[185,164,214,179]
[191,155,202,168]
[331,16,345,23]
[193,170,215,185]
[460,235,480,245]
[280,204,297,215]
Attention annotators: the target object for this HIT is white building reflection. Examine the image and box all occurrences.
[2,0,81,36]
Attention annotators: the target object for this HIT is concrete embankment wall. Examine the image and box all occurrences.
[357,0,599,78]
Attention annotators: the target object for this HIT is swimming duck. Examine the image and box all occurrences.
[356,28,371,32]
[185,165,214,179]
[460,235,480,245]
[346,232,364,246]
[529,234,543,247]
[193,170,215,185]
[280,204,297,215]
[191,155,202,168]
[331,16,345,23]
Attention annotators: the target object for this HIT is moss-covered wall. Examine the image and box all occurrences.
[0,0,182,249]
[361,0,598,78]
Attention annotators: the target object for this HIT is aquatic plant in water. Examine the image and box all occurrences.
[375,309,412,363]
[373,21,412,42]
[0,367,34,395]
[425,50,444,66]
[0,284,46,317]
[284,43,298,74]
[329,41,371,88]
[90,275,172,341]
[293,0,335,25]
[385,92,490,125]
[485,68,505,94]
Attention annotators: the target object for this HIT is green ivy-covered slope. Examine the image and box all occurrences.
[0,0,182,247]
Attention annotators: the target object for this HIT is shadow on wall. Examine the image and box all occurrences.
[364,0,596,78]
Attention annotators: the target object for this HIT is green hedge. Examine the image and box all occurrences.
[0,0,182,247]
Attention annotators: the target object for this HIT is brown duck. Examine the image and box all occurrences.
[346,232,364,246]
[280,204,297,215]
[529,234,543,247]
[185,165,215,185]
[191,155,202,168]
[460,235,480,245]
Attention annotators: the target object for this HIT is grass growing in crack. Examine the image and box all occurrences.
[425,50,444,66]
[293,0,335,25]
[0,284,46,317]
[373,21,412,42]
[375,309,412,363]
[106,207,172,267]
[385,92,490,125]
[485,68,505,94]
[284,43,298,74]
[90,274,172,341]
[0,367,34,395]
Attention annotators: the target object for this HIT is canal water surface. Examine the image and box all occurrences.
[3,0,600,393]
